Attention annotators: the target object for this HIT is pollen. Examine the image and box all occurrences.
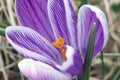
[52,37,67,61]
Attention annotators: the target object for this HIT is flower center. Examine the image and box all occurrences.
[52,37,67,61]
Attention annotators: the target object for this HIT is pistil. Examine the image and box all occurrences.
[52,37,67,61]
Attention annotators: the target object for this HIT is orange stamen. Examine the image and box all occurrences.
[52,37,67,61]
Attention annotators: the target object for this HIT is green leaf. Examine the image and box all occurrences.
[0,23,8,29]
[82,23,96,80]
[81,0,87,5]
[0,28,5,36]
[113,69,120,80]
[98,53,120,57]
[101,51,105,79]
[108,67,120,80]
[111,3,120,13]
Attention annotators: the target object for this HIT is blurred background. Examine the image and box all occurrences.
[0,0,120,80]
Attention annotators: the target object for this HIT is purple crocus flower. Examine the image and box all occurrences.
[5,0,108,80]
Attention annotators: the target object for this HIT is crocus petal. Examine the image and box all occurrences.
[57,46,83,78]
[16,0,54,42]
[77,5,109,59]
[5,26,63,63]
[18,59,71,80]
[48,0,77,48]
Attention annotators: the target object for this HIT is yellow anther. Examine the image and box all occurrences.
[52,37,67,61]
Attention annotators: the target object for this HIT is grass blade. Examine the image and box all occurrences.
[82,23,96,80]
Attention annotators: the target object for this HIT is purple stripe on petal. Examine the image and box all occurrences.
[48,0,77,47]
[63,0,78,49]
[19,59,71,80]
[58,46,83,78]
[77,5,109,59]
[5,26,63,63]
[16,0,55,42]
[6,37,59,70]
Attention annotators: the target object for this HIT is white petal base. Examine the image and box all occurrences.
[18,59,71,80]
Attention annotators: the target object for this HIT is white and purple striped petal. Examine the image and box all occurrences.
[48,0,77,48]
[77,5,109,59]
[5,26,63,63]
[5,26,83,79]
[18,59,71,80]
[57,46,83,78]
[16,0,55,42]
